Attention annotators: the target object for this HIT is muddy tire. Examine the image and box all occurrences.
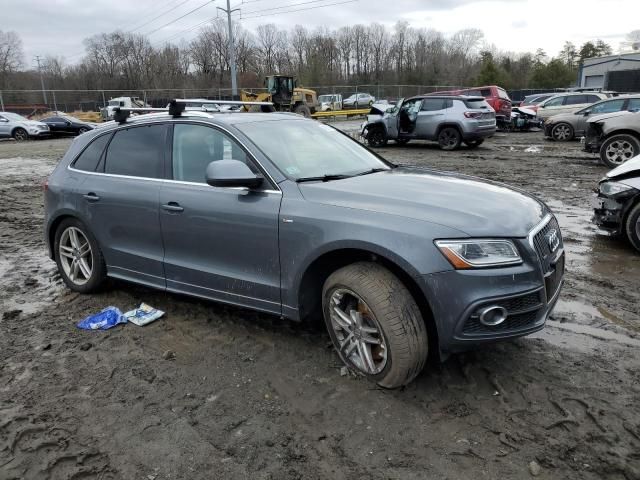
[322,262,428,389]
[54,218,107,293]
[438,127,462,150]
[367,128,388,148]
[551,123,574,141]
[600,134,640,168]
[625,202,640,253]
[464,139,484,148]
[293,104,311,118]
[12,128,28,142]
[396,138,410,146]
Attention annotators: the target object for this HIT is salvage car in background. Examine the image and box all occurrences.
[44,105,562,388]
[362,95,495,149]
[584,111,640,168]
[41,115,96,137]
[545,96,640,141]
[593,154,640,252]
[343,93,375,109]
[318,94,343,111]
[536,92,608,121]
[0,111,49,141]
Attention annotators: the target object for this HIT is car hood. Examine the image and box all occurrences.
[606,154,640,179]
[21,120,47,127]
[298,167,547,237]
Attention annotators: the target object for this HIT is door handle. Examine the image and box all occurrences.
[162,202,184,213]
[83,193,100,202]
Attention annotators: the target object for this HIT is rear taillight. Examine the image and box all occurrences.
[464,111,483,119]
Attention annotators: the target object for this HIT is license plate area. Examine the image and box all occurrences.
[544,252,564,302]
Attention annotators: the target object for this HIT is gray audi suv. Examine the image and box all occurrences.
[44,109,564,388]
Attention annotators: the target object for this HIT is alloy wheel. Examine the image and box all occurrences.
[13,129,27,141]
[59,226,93,286]
[605,140,635,165]
[553,124,572,141]
[439,129,459,149]
[329,288,387,375]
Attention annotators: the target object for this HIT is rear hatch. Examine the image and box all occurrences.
[463,97,496,126]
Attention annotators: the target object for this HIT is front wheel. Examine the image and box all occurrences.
[54,218,107,293]
[438,127,462,150]
[625,202,640,253]
[293,104,311,118]
[323,262,428,389]
[12,128,28,141]
[367,128,388,148]
[600,134,640,168]
[464,139,484,148]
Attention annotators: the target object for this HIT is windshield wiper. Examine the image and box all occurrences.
[354,167,389,177]
[296,174,354,183]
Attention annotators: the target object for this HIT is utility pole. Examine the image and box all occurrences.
[217,0,239,98]
[34,55,48,105]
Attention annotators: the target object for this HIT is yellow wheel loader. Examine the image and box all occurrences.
[241,75,318,117]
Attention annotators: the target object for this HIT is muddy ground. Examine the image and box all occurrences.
[0,129,639,480]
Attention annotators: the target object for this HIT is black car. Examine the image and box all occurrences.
[41,115,95,137]
[592,155,640,252]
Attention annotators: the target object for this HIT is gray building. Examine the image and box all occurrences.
[579,52,640,90]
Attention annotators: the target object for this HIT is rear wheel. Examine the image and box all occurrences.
[464,139,484,148]
[12,128,28,141]
[78,127,89,135]
[438,127,462,150]
[600,134,640,168]
[625,202,640,253]
[551,123,574,141]
[367,128,388,148]
[293,104,311,118]
[54,218,107,293]
[322,262,428,389]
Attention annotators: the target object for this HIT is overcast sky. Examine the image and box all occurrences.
[2,0,637,68]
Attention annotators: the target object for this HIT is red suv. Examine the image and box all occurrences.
[428,86,512,128]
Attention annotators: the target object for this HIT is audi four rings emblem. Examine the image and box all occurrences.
[547,229,560,252]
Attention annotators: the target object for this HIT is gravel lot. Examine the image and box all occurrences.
[1,128,639,480]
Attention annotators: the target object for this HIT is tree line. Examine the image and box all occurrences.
[1,23,634,93]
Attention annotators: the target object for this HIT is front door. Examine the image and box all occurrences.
[159,122,282,314]
[76,124,168,288]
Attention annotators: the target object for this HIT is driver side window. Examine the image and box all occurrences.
[172,124,257,184]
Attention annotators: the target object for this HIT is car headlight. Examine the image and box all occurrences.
[599,181,634,196]
[435,239,522,269]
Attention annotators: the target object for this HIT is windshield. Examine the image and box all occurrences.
[237,120,389,180]
[318,95,334,102]
[1,112,28,121]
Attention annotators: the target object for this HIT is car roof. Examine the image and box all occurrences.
[409,95,485,101]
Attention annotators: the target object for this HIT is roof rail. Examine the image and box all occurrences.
[112,98,275,124]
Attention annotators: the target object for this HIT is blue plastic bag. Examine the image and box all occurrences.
[77,307,127,330]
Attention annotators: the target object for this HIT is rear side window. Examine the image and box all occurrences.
[586,95,601,104]
[628,98,640,111]
[545,96,565,107]
[590,99,625,114]
[422,99,446,111]
[566,95,588,105]
[104,125,166,178]
[73,134,111,172]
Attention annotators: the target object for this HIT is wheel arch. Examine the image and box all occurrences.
[602,130,640,143]
[435,122,463,137]
[296,246,439,358]
[11,126,28,136]
[46,212,83,259]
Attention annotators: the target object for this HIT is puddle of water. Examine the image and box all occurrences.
[0,157,57,179]
[544,320,640,347]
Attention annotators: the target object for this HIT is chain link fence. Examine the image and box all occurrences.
[0,85,567,117]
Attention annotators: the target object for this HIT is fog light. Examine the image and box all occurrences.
[478,306,508,326]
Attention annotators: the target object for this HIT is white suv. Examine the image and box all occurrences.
[0,112,50,141]
[536,92,609,120]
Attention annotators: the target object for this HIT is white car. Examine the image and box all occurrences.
[0,112,50,141]
[536,92,609,120]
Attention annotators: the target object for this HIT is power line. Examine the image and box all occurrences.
[142,0,217,37]
[241,0,357,20]
[130,0,193,33]
[122,0,186,31]
[241,0,338,16]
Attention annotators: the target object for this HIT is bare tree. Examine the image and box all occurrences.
[0,30,24,88]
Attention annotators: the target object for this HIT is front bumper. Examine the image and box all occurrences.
[419,227,565,356]
[28,129,50,137]
[591,191,638,235]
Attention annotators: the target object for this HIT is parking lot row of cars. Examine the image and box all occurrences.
[0,111,97,140]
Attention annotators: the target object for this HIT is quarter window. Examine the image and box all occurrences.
[172,124,255,183]
[104,125,166,178]
[73,134,111,172]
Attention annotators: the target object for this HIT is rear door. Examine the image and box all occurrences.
[159,122,282,314]
[416,98,448,139]
[75,124,168,288]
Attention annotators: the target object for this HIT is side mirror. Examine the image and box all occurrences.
[582,111,590,116]
[205,160,263,189]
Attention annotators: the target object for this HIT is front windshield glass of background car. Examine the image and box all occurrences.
[238,120,389,180]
